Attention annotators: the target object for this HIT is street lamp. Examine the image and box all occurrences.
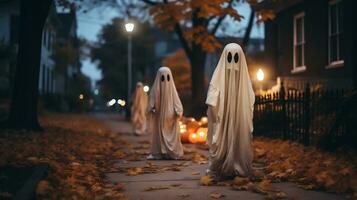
[143,85,149,93]
[125,21,134,117]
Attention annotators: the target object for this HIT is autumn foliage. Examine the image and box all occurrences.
[0,115,125,199]
[162,49,191,94]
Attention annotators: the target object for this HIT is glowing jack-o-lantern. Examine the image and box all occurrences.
[188,127,208,144]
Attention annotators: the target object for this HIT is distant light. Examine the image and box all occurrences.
[125,22,134,32]
[143,85,149,93]
[107,99,116,107]
[257,69,264,81]
[117,99,126,107]
[191,133,197,138]
[79,94,84,100]
[94,89,99,95]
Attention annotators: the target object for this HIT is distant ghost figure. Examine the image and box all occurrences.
[147,67,184,160]
[206,43,255,177]
[131,82,148,135]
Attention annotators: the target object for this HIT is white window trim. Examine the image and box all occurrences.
[292,12,306,74]
[327,0,344,67]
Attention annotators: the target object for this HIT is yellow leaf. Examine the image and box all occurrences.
[200,175,213,186]
[126,167,143,176]
[209,191,224,199]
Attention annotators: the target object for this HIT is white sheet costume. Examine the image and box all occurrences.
[206,43,255,177]
[131,82,148,135]
[147,67,184,159]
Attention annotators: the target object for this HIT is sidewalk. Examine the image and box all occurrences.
[96,113,346,200]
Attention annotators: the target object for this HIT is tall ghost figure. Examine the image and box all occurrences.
[131,82,148,135]
[147,67,184,159]
[206,43,255,177]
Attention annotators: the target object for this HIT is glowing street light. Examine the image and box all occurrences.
[79,94,84,100]
[94,89,99,96]
[257,69,265,81]
[107,99,116,107]
[125,22,134,32]
[117,99,126,107]
[143,85,149,93]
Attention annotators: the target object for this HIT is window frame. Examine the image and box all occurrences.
[327,0,344,68]
[292,12,306,74]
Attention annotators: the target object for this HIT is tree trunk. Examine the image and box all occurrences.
[6,0,52,130]
[242,9,255,49]
[189,44,207,118]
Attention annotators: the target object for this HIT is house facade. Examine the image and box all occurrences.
[257,0,357,90]
[0,0,81,97]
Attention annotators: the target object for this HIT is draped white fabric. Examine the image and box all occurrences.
[206,43,255,177]
[131,82,148,135]
[147,67,184,159]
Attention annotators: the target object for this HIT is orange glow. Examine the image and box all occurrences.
[188,127,207,144]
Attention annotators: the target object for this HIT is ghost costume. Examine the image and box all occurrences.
[206,43,255,177]
[131,82,148,135]
[147,67,184,159]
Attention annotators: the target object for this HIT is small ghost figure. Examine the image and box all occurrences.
[206,43,255,177]
[147,67,184,160]
[131,82,148,135]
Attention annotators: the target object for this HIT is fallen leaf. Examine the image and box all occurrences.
[209,191,224,199]
[113,150,126,158]
[115,182,125,190]
[233,176,250,186]
[36,180,52,195]
[144,185,170,191]
[126,167,143,176]
[192,172,200,175]
[200,175,213,186]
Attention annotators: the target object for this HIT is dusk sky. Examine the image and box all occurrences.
[77,3,264,87]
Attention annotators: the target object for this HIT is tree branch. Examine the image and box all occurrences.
[140,0,158,6]
[242,9,255,48]
[173,23,192,59]
[210,0,234,35]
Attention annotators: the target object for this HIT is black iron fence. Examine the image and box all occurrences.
[253,82,355,148]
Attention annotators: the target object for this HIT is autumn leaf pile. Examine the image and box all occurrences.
[199,137,357,199]
[0,114,125,199]
[254,138,357,196]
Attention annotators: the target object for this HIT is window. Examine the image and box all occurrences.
[328,0,343,66]
[292,12,306,73]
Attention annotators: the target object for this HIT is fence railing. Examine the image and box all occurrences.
[253,82,351,147]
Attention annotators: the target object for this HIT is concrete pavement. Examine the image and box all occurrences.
[96,113,346,200]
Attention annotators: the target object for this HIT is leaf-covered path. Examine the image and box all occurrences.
[97,114,347,200]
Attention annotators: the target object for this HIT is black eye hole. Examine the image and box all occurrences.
[227,52,232,63]
[167,74,170,81]
[161,75,165,82]
[234,53,239,63]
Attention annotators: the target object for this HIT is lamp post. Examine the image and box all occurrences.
[125,22,134,117]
